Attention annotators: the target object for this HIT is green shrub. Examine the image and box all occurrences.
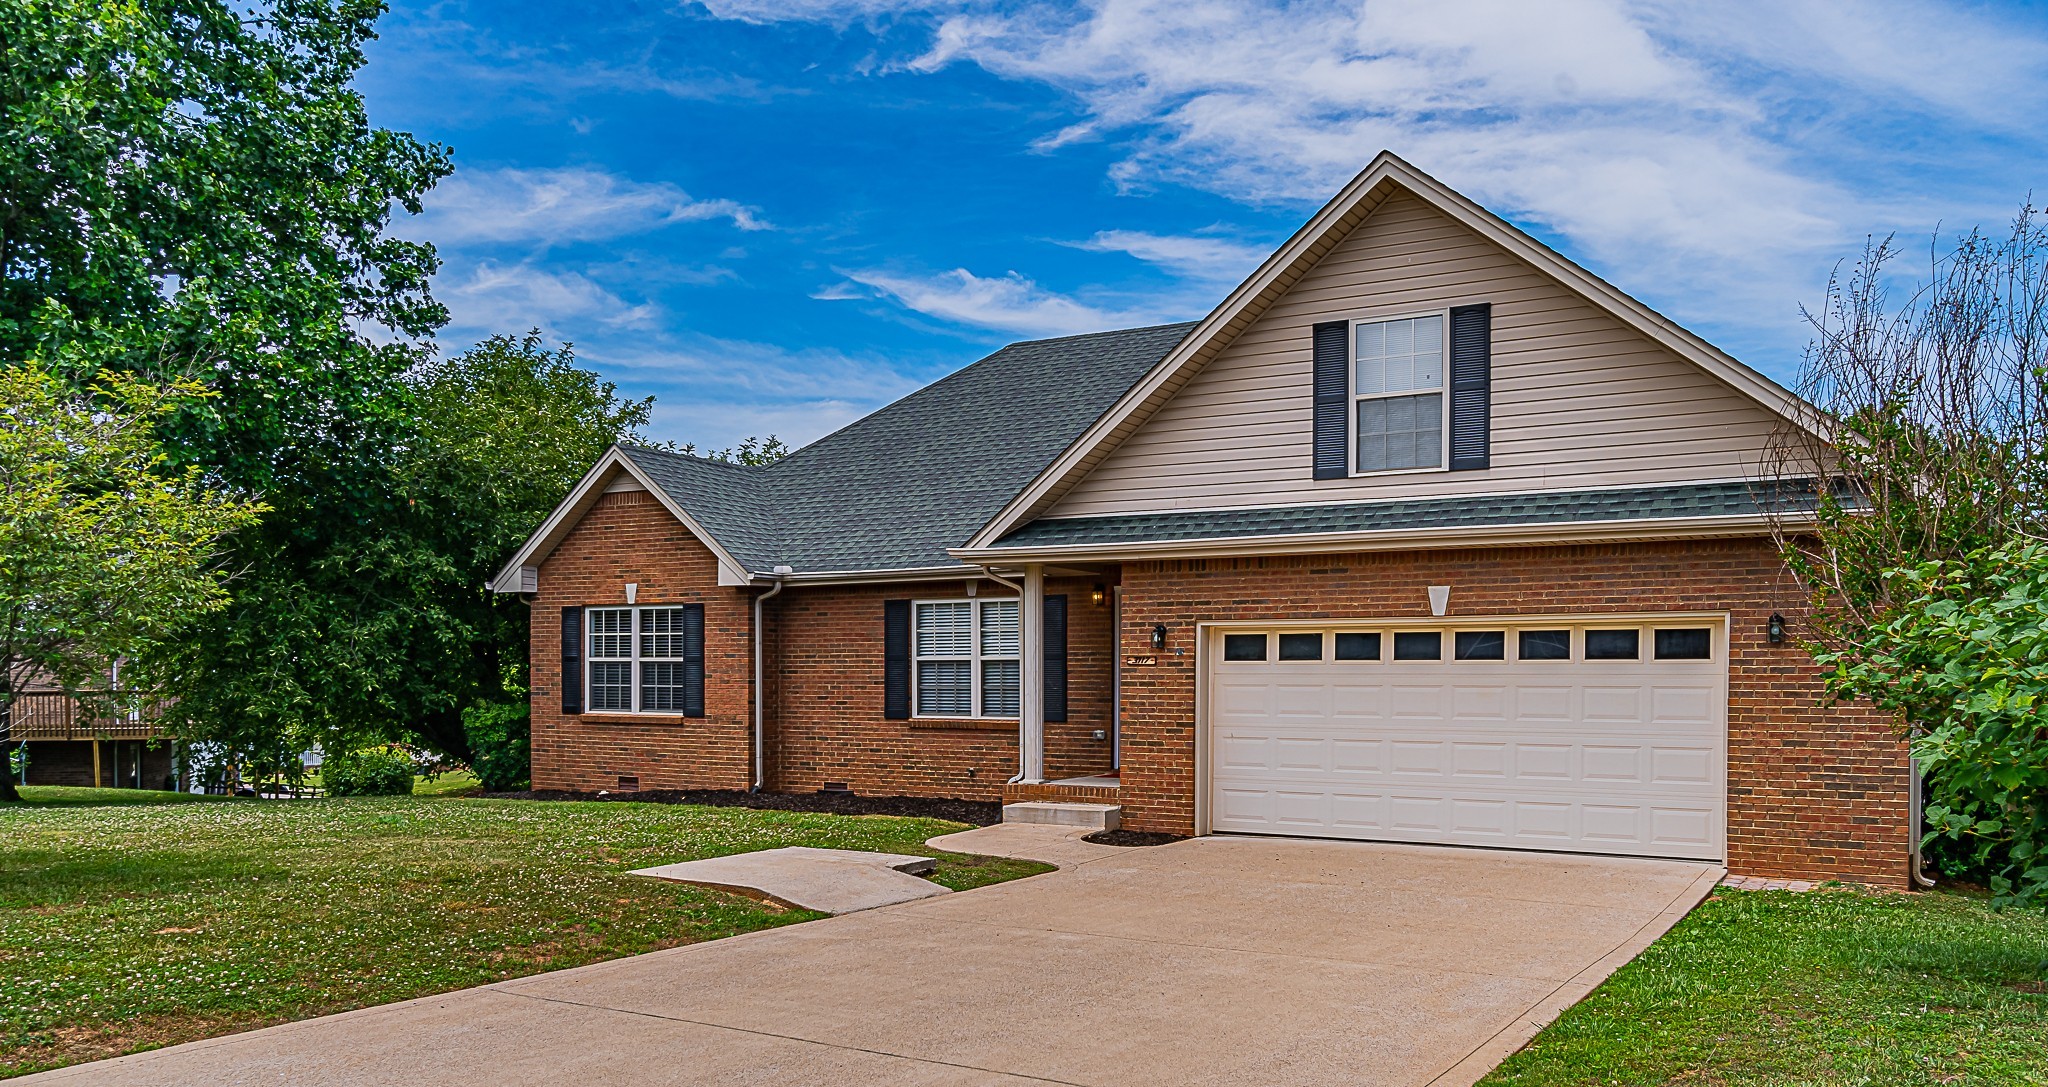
[1816,541,2048,908]
[322,749,415,797]
[462,699,530,792]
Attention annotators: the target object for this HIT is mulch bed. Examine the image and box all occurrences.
[1083,829,1189,847]
[483,788,1003,827]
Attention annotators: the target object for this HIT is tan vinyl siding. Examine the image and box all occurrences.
[1049,192,1781,518]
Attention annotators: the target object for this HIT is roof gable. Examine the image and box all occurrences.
[963,152,1820,550]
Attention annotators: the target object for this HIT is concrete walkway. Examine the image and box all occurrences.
[24,837,1720,1087]
[631,846,949,913]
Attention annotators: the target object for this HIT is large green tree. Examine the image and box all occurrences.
[3,0,452,759]
[0,359,263,801]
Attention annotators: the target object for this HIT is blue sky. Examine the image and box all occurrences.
[359,1,2048,450]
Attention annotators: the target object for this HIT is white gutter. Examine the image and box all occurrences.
[1909,755,1936,888]
[752,565,792,792]
[949,512,1805,566]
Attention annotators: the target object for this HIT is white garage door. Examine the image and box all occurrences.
[1205,619,1726,861]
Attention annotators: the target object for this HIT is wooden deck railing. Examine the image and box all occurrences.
[5,692,166,741]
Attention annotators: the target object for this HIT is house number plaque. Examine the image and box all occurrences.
[1122,655,1158,667]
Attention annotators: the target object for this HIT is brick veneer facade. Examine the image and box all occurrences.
[531,489,754,792]
[1112,537,1910,886]
[767,576,1117,800]
[529,495,1907,885]
[531,489,1118,797]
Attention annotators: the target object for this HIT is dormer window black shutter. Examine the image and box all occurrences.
[1043,594,1068,724]
[681,603,706,718]
[883,599,911,719]
[1448,303,1493,471]
[560,607,584,715]
[1311,321,1350,479]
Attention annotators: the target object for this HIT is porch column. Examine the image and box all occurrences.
[1019,564,1046,783]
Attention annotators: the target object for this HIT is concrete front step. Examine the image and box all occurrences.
[1002,801,1121,831]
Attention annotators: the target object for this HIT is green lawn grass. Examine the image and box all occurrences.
[412,769,482,797]
[0,787,1048,1078]
[1482,887,2048,1087]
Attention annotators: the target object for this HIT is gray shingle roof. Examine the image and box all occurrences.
[620,321,1197,574]
[987,481,1814,550]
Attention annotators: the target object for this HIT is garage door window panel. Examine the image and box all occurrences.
[1393,631,1442,660]
[1222,633,1268,661]
[1278,633,1324,661]
[1453,630,1505,660]
[1585,629,1642,661]
[1334,632,1381,661]
[1518,629,1572,661]
[1654,628,1713,660]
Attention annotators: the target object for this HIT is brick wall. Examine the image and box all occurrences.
[1113,537,1910,886]
[531,490,754,792]
[528,491,1118,798]
[25,740,174,790]
[767,576,1117,800]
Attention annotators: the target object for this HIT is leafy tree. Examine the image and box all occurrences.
[1772,204,2048,901]
[0,360,263,801]
[680,434,791,465]
[3,0,451,761]
[386,333,655,760]
[1816,544,2048,907]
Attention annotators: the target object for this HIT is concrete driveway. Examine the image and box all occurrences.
[24,836,1719,1087]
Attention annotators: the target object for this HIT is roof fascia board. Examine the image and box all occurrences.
[487,446,755,591]
[966,151,1825,550]
[950,512,1804,564]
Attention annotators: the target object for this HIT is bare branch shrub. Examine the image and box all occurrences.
[1769,203,2048,643]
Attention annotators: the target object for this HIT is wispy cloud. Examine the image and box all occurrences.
[831,267,1174,336]
[706,0,2048,360]
[442,261,659,335]
[420,166,768,248]
[1071,229,1271,282]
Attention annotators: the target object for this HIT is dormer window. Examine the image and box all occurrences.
[1352,313,1446,473]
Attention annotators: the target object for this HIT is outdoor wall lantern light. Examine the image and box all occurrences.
[1091,583,1107,607]
[1150,624,1168,652]
[1767,612,1787,644]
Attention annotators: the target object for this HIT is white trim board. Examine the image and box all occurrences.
[488,446,756,592]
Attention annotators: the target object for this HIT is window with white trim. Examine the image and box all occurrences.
[1353,313,1445,473]
[914,599,1020,718]
[587,606,695,713]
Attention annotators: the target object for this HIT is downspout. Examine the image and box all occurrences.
[1909,755,1936,888]
[977,566,1028,783]
[752,567,791,793]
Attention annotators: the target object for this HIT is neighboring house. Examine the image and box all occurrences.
[10,669,172,790]
[493,153,1904,886]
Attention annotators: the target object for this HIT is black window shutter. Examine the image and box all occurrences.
[883,599,911,720]
[682,603,706,718]
[1311,320,1350,479]
[1448,303,1493,471]
[1043,594,1068,724]
[560,607,583,715]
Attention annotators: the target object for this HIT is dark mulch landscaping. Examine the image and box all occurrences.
[486,788,1004,827]
[1083,829,1189,847]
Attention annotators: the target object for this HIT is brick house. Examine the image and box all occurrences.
[493,153,1909,886]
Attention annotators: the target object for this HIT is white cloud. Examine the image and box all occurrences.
[706,0,2048,366]
[834,267,1172,336]
[583,335,935,447]
[442,261,658,334]
[1072,229,1270,282]
[420,167,767,248]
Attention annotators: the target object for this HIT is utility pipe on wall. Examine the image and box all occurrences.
[976,566,1030,784]
[751,567,791,792]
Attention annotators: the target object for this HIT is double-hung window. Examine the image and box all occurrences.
[585,605,701,715]
[914,599,1020,718]
[1353,313,1445,473]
